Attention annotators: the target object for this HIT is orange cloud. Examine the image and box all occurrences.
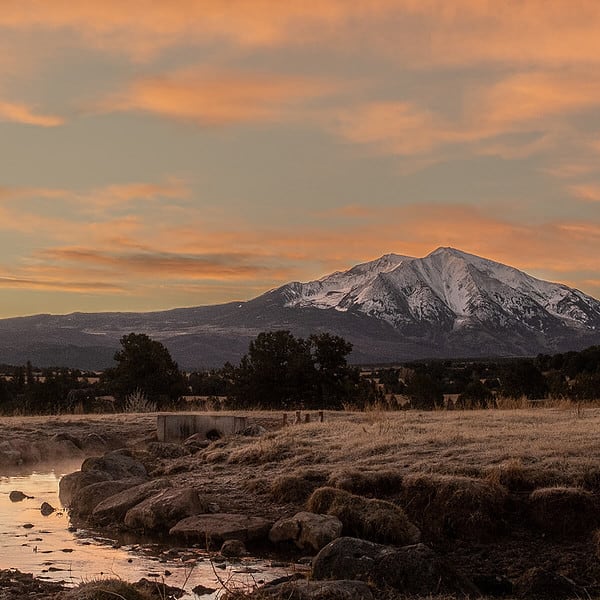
[2,1,600,68]
[98,68,340,125]
[337,70,600,159]
[570,184,600,203]
[474,72,600,126]
[0,275,124,293]
[0,100,63,127]
[1,201,599,303]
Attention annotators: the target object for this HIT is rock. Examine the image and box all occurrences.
[124,487,207,532]
[184,434,211,452]
[241,425,267,437]
[92,478,172,525]
[169,513,272,547]
[59,470,112,506]
[250,579,373,599]
[9,491,32,502]
[147,442,190,459]
[82,433,108,452]
[270,512,343,553]
[51,432,82,449]
[70,478,148,519]
[192,584,217,595]
[81,449,147,479]
[220,539,248,558]
[40,502,55,516]
[312,537,478,596]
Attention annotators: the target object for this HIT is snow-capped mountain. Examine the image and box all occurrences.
[0,247,598,368]
[278,247,600,335]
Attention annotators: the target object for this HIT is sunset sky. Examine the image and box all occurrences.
[1,1,599,318]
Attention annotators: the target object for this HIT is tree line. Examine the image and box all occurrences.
[1,331,599,415]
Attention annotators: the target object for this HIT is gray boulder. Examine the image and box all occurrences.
[312,537,478,596]
[59,470,112,506]
[220,539,248,558]
[69,478,147,519]
[124,487,207,532]
[169,513,272,547]
[81,449,147,479]
[92,478,171,525]
[270,512,342,553]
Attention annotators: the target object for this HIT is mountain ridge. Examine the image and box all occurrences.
[0,247,598,369]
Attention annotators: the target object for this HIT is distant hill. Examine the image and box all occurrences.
[1,247,599,369]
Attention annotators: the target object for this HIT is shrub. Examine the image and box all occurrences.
[528,487,599,537]
[306,486,420,545]
[327,469,403,497]
[270,471,328,503]
[400,473,507,542]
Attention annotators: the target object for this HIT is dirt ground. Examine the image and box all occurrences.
[3,407,600,598]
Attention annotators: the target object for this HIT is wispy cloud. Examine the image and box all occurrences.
[569,184,600,203]
[96,68,341,126]
[0,100,63,127]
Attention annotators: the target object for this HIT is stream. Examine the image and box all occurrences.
[0,461,297,598]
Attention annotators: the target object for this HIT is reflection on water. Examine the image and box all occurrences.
[0,461,295,598]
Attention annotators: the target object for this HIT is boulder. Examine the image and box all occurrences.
[146,442,190,460]
[9,491,32,502]
[169,513,272,547]
[40,502,55,516]
[270,512,342,553]
[220,539,248,558]
[251,579,373,599]
[59,470,112,506]
[312,537,478,596]
[81,449,147,479]
[69,478,148,519]
[124,487,207,532]
[92,478,171,525]
[51,433,82,449]
[82,433,108,453]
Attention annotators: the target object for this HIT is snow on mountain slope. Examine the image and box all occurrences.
[280,253,413,310]
[281,247,600,333]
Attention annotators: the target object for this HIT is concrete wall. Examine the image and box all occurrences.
[157,413,248,443]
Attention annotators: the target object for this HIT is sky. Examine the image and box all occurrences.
[0,1,599,318]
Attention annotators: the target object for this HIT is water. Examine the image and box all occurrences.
[0,462,298,598]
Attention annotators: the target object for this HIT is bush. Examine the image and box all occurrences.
[528,487,599,537]
[327,469,403,497]
[307,486,420,545]
[400,473,507,542]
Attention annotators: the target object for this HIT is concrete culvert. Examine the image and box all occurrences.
[206,429,222,441]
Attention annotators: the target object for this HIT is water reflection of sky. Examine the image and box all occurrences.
[0,462,295,598]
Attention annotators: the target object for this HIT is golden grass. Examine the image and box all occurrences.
[528,486,600,536]
[400,473,508,542]
[210,407,600,488]
[306,486,421,545]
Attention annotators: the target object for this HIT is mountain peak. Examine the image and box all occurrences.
[280,247,600,334]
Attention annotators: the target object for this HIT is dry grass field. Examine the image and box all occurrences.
[4,405,600,598]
